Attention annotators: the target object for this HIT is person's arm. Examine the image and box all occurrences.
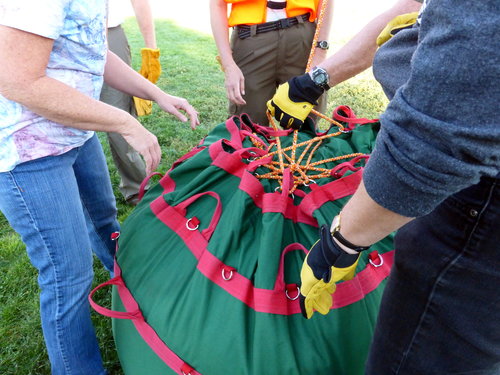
[320,0,421,86]
[130,0,157,49]
[104,51,199,129]
[209,0,246,106]
[310,0,334,68]
[329,0,500,248]
[0,26,163,173]
[268,0,421,129]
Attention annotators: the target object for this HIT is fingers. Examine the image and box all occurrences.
[275,107,303,130]
[226,83,246,106]
[168,99,200,130]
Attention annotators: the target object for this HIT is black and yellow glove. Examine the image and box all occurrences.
[134,48,162,116]
[267,73,324,130]
[376,12,419,46]
[299,224,362,319]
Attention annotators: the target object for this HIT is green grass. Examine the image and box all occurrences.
[0,19,388,374]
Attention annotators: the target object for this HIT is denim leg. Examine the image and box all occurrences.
[366,176,500,375]
[0,137,118,375]
[74,135,119,273]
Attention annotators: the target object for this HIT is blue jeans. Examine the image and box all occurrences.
[366,175,500,374]
[0,135,118,375]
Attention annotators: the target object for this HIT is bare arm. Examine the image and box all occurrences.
[0,25,161,173]
[104,51,199,129]
[209,0,246,105]
[310,0,334,67]
[319,0,421,86]
[130,0,157,48]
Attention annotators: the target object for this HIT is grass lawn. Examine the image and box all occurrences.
[0,19,388,374]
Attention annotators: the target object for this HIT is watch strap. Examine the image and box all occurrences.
[331,230,370,253]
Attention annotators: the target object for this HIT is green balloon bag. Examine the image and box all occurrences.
[90,108,394,375]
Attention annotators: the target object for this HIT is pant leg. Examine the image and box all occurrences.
[0,139,119,375]
[230,20,326,126]
[229,28,280,126]
[366,176,500,375]
[74,134,119,273]
[100,25,147,200]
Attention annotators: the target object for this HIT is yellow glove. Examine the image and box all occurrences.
[299,224,363,319]
[267,73,324,130]
[376,12,419,46]
[134,48,161,116]
[139,48,161,83]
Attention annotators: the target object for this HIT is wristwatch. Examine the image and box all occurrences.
[316,40,329,50]
[330,214,370,253]
[310,66,331,91]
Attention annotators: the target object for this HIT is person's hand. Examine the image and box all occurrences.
[223,62,246,106]
[121,120,162,175]
[134,48,162,116]
[267,73,324,129]
[299,224,361,319]
[155,94,200,130]
[376,12,419,46]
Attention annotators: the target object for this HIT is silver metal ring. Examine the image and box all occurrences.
[369,253,384,268]
[182,372,192,375]
[221,268,233,281]
[285,286,300,301]
[186,218,199,231]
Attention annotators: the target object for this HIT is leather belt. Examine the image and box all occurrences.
[236,13,310,40]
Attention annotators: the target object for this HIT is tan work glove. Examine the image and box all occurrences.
[376,12,419,46]
[134,48,162,116]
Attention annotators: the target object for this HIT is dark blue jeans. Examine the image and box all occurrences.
[366,175,500,374]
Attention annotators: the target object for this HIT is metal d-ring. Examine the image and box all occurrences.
[369,253,384,268]
[286,286,300,301]
[185,218,199,231]
[274,186,295,199]
[303,179,317,187]
[222,268,234,281]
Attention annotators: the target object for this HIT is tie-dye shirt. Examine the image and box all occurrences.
[0,0,107,172]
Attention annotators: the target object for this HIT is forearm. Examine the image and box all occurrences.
[210,0,235,69]
[1,74,134,134]
[104,50,164,100]
[131,0,157,48]
[319,0,421,86]
[337,181,413,251]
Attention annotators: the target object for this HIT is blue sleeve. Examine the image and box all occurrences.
[363,0,500,217]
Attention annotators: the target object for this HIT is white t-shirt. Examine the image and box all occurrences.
[266,0,287,22]
[0,0,107,172]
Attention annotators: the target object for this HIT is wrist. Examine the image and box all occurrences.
[330,214,371,254]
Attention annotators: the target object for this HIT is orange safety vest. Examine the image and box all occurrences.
[224,0,320,27]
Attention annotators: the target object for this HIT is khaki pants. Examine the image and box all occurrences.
[229,18,326,126]
[100,26,147,200]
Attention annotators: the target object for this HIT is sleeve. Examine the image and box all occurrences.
[0,0,71,39]
[363,0,500,217]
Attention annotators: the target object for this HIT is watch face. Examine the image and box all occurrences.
[313,71,327,85]
[318,41,329,49]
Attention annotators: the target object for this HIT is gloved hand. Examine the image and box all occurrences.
[267,73,324,130]
[299,224,361,319]
[376,12,419,46]
[134,48,161,116]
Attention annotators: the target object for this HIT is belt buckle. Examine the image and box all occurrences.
[278,18,290,29]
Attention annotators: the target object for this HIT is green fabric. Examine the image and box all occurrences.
[112,117,392,374]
